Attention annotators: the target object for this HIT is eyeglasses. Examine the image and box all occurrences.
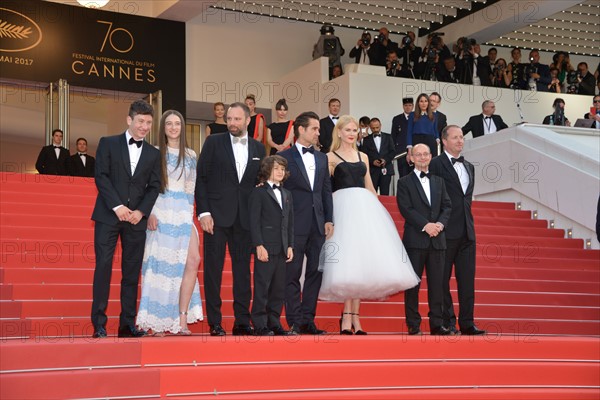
[593,100,600,103]
[412,152,431,158]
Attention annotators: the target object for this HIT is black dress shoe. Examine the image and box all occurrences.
[92,326,107,338]
[209,324,226,336]
[232,324,254,336]
[117,325,147,338]
[354,329,368,335]
[460,325,486,335]
[407,327,422,335]
[271,326,297,336]
[430,326,452,336]
[289,324,301,335]
[254,327,274,336]
[300,322,326,335]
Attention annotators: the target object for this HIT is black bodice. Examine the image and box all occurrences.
[331,152,367,192]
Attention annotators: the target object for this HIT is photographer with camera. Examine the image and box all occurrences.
[398,31,421,78]
[577,62,596,96]
[418,33,450,81]
[491,59,510,88]
[370,27,398,67]
[525,49,551,92]
[386,50,403,77]
[349,31,376,65]
[454,37,482,85]
[313,23,345,79]
[543,98,571,127]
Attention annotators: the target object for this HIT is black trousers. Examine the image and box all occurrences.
[91,221,146,329]
[371,170,393,195]
[443,237,476,330]
[285,215,325,327]
[203,217,252,326]
[251,252,286,329]
[412,133,439,157]
[404,245,445,331]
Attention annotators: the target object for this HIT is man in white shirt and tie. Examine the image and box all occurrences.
[35,128,70,175]
[318,98,341,152]
[362,118,395,195]
[462,100,508,139]
[67,137,95,177]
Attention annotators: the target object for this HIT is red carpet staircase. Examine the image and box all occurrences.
[1,172,599,399]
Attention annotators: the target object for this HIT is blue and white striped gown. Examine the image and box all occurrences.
[137,147,203,333]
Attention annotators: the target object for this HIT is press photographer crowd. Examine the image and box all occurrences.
[313,24,599,96]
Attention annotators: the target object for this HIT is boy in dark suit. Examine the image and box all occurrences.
[35,128,69,175]
[249,155,295,336]
[67,137,95,177]
[90,100,161,338]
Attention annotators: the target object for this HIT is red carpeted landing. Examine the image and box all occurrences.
[1,172,599,399]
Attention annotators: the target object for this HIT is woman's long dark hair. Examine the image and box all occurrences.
[414,93,434,122]
[159,109,188,194]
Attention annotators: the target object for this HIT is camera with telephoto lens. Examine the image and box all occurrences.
[361,31,370,46]
[390,60,399,69]
[402,36,412,46]
[374,34,385,44]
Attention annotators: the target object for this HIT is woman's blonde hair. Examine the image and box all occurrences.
[329,115,359,153]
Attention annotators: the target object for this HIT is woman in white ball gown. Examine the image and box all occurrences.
[319,115,419,335]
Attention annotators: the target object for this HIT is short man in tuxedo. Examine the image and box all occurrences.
[462,100,508,138]
[68,137,95,177]
[35,128,69,175]
[391,97,414,178]
[279,112,334,334]
[362,118,395,195]
[430,125,486,335]
[584,95,600,129]
[90,100,161,338]
[397,143,452,336]
[195,102,266,336]
[318,98,340,152]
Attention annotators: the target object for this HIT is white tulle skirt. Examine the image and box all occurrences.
[318,187,420,302]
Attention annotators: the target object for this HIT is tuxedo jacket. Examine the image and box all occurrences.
[194,132,266,230]
[249,184,294,255]
[429,155,476,241]
[362,133,396,176]
[396,172,452,250]
[435,111,448,138]
[462,114,508,138]
[279,146,333,236]
[436,66,462,84]
[319,117,335,152]
[349,46,378,64]
[35,145,69,175]
[391,113,410,153]
[91,133,161,231]
[68,153,96,177]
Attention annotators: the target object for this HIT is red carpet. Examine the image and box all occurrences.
[1,172,599,399]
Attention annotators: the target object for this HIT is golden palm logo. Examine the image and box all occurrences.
[0,8,43,52]
[0,21,33,39]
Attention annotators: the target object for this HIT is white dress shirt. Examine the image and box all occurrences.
[295,142,316,190]
[482,114,497,135]
[445,150,469,194]
[414,169,431,205]
[268,181,282,208]
[230,133,249,182]
[125,130,143,175]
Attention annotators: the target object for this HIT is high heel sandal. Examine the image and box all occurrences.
[179,311,192,336]
[351,313,367,335]
[339,312,353,335]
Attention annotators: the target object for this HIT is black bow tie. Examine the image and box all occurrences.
[331,116,339,120]
[129,137,143,148]
[484,116,492,120]
[302,146,315,154]
[53,146,61,149]
[373,133,380,137]
[78,153,86,157]
[272,184,280,190]
[420,171,431,179]
[451,156,464,165]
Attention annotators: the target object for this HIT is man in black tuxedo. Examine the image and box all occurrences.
[462,100,508,138]
[391,97,414,178]
[279,111,334,334]
[429,92,447,154]
[67,137,95,177]
[35,129,69,175]
[397,143,452,336]
[318,98,340,152]
[195,102,266,337]
[248,155,295,336]
[90,100,161,338]
[362,118,395,195]
[430,125,486,335]
[436,56,462,83]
